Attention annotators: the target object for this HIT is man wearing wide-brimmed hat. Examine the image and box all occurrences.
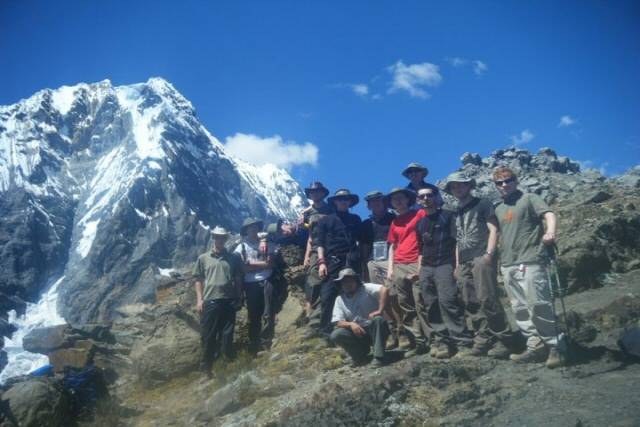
[401,162,443,207]
[445,171,516,360]
[310,188,362,337]
[386,187,429,356]
[301,182,334,330]
[326,188,363,270]
[360,190,402,348]
[193,226,244,378]
[330,268,390,368]
[234,218,277,355]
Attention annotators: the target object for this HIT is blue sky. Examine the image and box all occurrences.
[2,1,639,217]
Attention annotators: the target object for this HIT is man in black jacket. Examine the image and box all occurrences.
[313,189,362,336]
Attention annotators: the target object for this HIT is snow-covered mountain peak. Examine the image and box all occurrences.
[0,78,308,323]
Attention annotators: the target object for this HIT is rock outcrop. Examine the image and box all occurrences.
[441,147,640,293]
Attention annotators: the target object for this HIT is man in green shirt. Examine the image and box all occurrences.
[193,226,244,378]
[493,167,562,369]
[445,171,515,359]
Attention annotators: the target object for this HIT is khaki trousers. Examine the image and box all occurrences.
[501,264,558,349]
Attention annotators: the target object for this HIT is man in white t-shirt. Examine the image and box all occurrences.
[330,268,390,367]
[235,218,277,355]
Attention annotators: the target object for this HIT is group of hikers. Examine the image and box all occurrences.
[192,162,563,378]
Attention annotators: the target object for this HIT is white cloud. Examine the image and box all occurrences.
[387,60,442,99]
[558,115,576,127]
[224,133,318,169]
[351,84,369,97]
[447,57,468,67]
[510,129,535,146]
[446,57,488,77]
[330,83,371,99]
[473,60,488,76]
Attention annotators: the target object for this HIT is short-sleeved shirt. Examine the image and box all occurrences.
[416,209,457,267]
[387,209,427,264]
[234,239,277,283]
[455,197,496,263]
[495,190,553,266]
[331,283,382,325]
[192,250,242,300]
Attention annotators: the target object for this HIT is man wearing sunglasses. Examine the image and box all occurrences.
[493,167,562,369]
[416,187,472,359]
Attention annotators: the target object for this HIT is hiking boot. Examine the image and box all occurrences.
[303,328,322,340]
[405,343,428,357]
[430,343,441,357]
[371,357,386,368]
[387,335,400,350]
[399,336,415,350]
[435,345,455,359]
[454,346,474,358]
[509,347,546,364]
[546,347,563,369]
[487,342,511,360]
[350,355,372,368]
[469,342,491,357]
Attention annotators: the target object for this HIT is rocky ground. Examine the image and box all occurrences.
[1,147,639,426]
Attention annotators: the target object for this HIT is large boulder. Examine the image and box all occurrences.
[22,325,69,354]
[128,308,201,388]
[0,377,71,427]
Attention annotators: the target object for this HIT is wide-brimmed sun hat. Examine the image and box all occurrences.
[444,171,477,194]
[401,162,429,179]
[327,188,359,208]
[304,181,330,199]
[240,218,264,235]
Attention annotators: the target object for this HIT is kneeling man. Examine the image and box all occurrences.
[330,268,390,367]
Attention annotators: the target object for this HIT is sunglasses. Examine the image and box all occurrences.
[418,193,436,199]
[334,197,351,203]
[494,177,516,186]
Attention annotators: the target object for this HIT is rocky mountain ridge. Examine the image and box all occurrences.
[0,78,306,375]
[0,78,305,318]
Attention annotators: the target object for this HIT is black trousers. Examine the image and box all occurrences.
[200,299,236,370]
[319,255,347,334]
[245,280,275,353]
[330,316,390,361]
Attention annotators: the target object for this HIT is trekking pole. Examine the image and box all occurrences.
[545,244,571,356]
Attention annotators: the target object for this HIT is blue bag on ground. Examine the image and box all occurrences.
[618,327,640,359]
[62,365,109,416]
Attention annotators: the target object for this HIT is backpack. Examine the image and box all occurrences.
[62,365,109,417]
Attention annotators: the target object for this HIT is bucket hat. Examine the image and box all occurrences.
[211,226,230,237]
[401,162,429,179]
[387,187,417,205]
[444,171,477,194]
[333,268,362,285]
[240,218,264,235]
[327,188,359,208]
[304,181,330,199]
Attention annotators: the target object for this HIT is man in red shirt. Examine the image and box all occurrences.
[386,187,429,355]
